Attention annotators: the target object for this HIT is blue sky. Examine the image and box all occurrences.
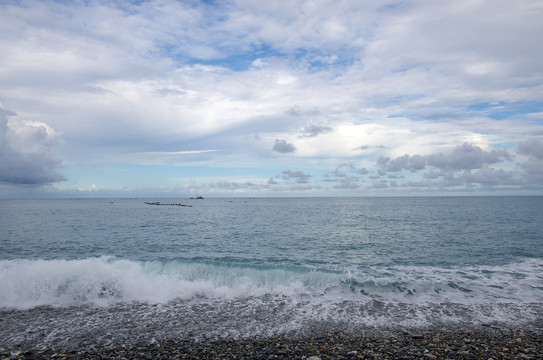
[1,0,543,197]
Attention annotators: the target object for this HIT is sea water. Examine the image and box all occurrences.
[1,197,542,349]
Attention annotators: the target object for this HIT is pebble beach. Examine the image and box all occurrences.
[3,326,542,359]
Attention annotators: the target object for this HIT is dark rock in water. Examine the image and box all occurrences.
[144,202,192,207]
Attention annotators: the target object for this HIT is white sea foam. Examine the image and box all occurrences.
[1,257,542,349]
[1,256,542,310]
[0,256,333,309]
[338,258,543,304]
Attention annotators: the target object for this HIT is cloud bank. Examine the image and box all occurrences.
[0,105,65,186]
[0,0,542,196]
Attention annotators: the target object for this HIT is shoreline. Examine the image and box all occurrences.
[3,325,542,359]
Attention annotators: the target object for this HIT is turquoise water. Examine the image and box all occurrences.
[1,197,542,348]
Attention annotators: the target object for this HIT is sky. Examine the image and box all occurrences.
[1,0,543,197]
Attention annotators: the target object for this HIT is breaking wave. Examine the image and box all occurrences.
[1,256,542,309]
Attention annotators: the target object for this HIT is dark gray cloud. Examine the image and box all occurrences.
[423,170,445,179]
[282,170,311,184]
[299,124,333,138]
[373,143,517,189]
[379,154,426,172]
[518,138,543,185]
[332,178,361,189]
[407,167,518,189]
[356,145,386,151]
[322,162,368,189]
[518,138,543,159]
[460,167,516,186]
[323,162,367,187]
[0,106,66,186]
[0,152,65,185]
[323,168,348,180]
[340,162,369,175]
[520,158,543,184]
[371,179,397,189]
[426,143,510,170]
[378,143,510,173]
[273,139,296,153]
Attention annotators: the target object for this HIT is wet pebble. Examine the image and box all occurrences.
[2,326,543,359]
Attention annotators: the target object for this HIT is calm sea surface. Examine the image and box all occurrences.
[1,197,542,348]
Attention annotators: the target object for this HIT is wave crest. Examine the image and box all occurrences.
[1,257,542,309]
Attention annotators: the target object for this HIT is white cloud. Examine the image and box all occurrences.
[120,150,220,166]
[1,0,542,196]
[77,184,98,192]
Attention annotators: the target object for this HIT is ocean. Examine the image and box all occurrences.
[1,196,542,350]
